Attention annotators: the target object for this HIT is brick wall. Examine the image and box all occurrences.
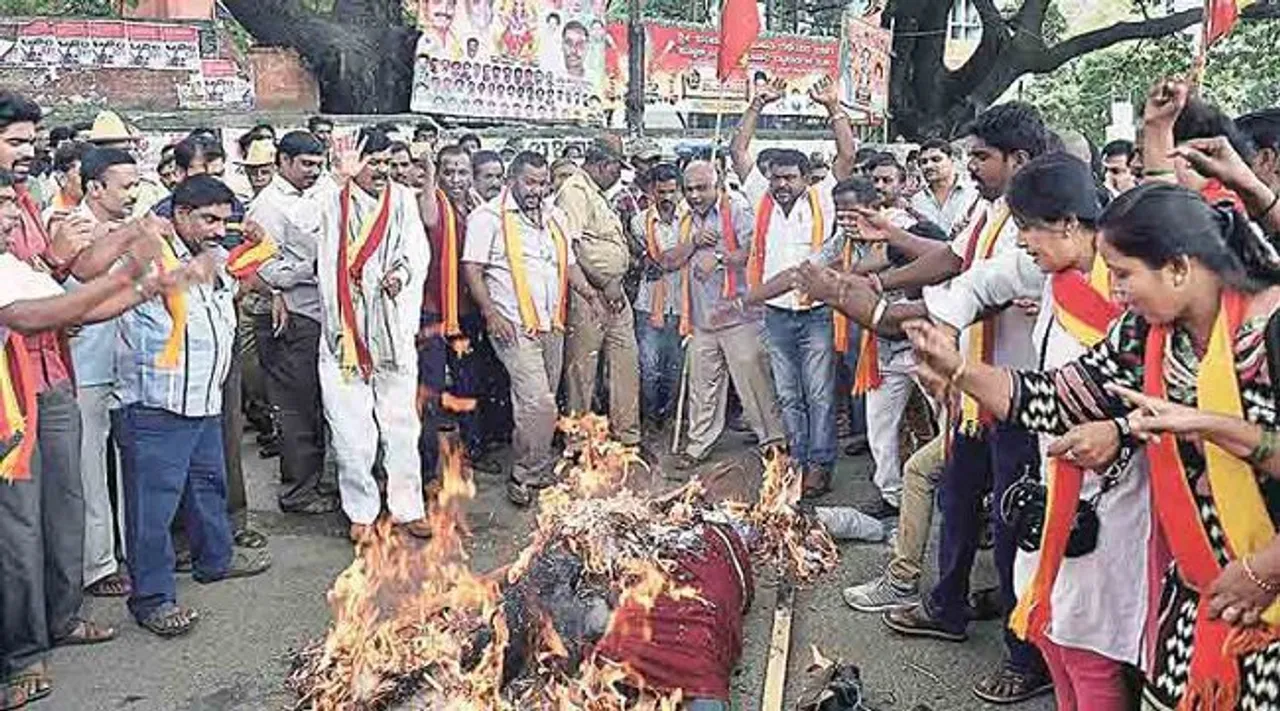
[248,47,319,113]
[0,66,184,111]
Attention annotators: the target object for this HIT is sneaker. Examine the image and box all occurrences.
[882,603,967,642]
[842,574,920,613]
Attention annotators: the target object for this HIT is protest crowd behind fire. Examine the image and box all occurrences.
[3,0,1280,707]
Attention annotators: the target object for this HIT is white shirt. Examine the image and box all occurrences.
[909,178,981,237]
[315,182,429,371]
[0,252,62,310]
[741,166,838,311]
[462,192,578,333]
[923,198,1038,370]
[926,253,1151,664]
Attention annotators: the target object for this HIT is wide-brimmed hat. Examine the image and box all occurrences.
[87,110,134,144]
[237,139,276,167]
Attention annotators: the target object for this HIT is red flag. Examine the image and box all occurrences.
[1204,0,1246,47]
[717,0,760,81]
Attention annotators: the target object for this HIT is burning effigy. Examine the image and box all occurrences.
[288,416,839,710]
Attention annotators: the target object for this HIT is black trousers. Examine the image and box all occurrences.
[256,313,331,510]
[0,385,84,677]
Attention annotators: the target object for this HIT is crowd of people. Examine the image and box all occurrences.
[1,70,1280,711]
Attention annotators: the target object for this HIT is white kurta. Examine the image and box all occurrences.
[935,250,1151,664]
[315,182,431,525]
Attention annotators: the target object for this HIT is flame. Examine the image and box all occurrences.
[291,415,837,709]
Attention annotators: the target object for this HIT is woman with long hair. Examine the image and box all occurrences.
[908,181,1280,710]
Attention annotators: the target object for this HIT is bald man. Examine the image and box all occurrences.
[663,162,784,472]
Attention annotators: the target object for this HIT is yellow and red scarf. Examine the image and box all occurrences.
[1141,290,1280,709]
[500,189,568,333]
[0,332,38,482]
[225,234,278,280]
[1009,254,1121,644]
[155,237,187,369]
[749,187,824,294]
[956,205,1012,434]
[435,189,462,337]
[677,194,738,337]
[336,182,392,380]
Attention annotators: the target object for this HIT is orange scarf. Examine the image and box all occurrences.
[644,208,671,328]
[500,189,568,333]
[155,237,187,369]
[677,195,738,337]
[1140,290,1280,710]
[833,240,855,353]
[1009,254,1121,644]
[336,182,392,381]
[0,333,38,482]
[956,205,1011,434]
[225,235,279,280]
[749,187,824,291]
[436,189,462,337]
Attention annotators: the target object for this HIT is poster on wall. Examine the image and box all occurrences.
[0,19,201,72]
[602,22,840,117]
[177,58,255,110]
[410,0,610,122]
[839,14,891,117]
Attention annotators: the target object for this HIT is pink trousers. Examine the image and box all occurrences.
[1036,637,1129,711]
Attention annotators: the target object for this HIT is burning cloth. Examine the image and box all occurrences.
[289,416,836,709]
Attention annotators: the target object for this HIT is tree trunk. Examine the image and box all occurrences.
[222,0,419,114]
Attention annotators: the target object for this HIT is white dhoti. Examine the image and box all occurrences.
[319,358,423,525]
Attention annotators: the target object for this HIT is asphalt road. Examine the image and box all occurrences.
[48,428,1054,711]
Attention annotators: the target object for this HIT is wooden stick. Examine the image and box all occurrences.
[670,335,692,455]
[761,578,795,711]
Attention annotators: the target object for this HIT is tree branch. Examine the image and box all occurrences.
[1030,1,1280,73]
[1011,0,1051,35]
[1028,8,1199,72]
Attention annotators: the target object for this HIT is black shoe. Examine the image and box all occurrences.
[844,435,869,456]
[862,498,899,520]
[280,496,340,515]
[259,440,281,459]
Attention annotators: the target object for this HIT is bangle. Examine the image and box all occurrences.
[868,273,884,294]
[1247,427,1279,465]
[1261,191,1280,219]
[870,297,888,330]
[1242,554,1280,595]
[949,358,968,386]
[1143,168,1175,178]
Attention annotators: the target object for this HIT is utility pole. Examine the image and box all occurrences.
[626,0,645,136]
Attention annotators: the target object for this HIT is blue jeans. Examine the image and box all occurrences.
[764,306,837,468]
[928,423,1045,675]
[114,404,233,621]
[635,311,684,422]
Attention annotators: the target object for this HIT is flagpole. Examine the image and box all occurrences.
[711,80,726,167]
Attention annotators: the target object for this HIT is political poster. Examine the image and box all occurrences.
[177,59,255,110]
[602,21,841,118]
[0,19,201,72]
[410,0,611,122]
[839,14,891,117]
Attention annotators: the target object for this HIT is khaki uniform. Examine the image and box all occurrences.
[555,171,640,445]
